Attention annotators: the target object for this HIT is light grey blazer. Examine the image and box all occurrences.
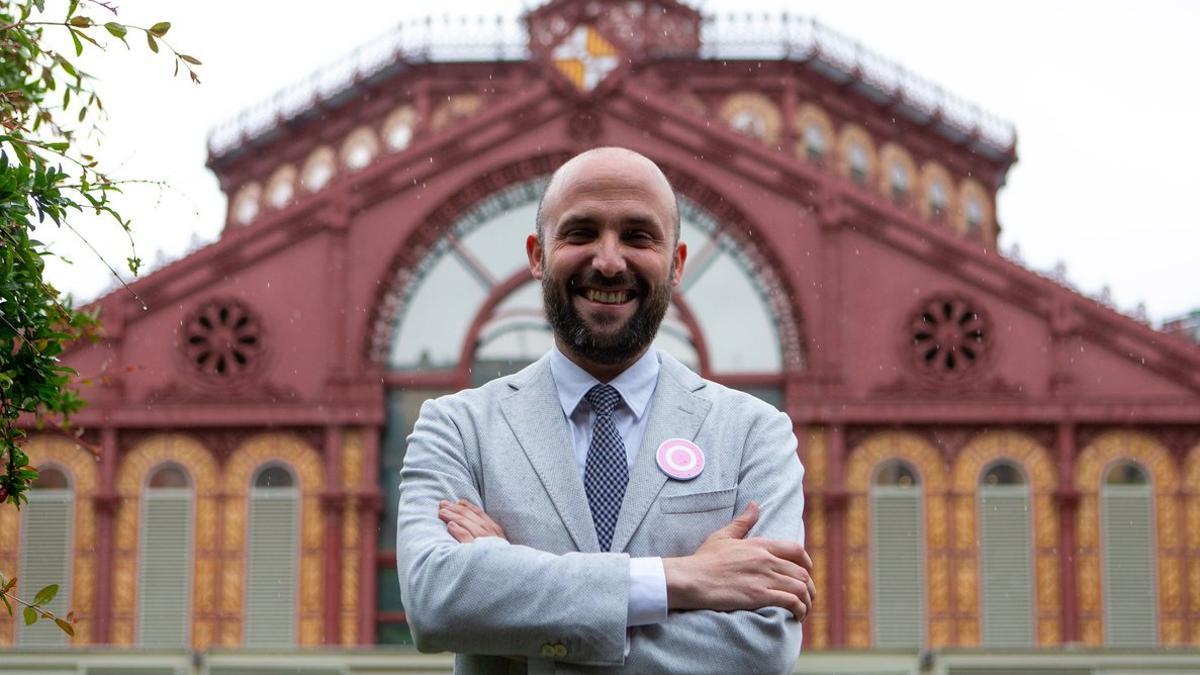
[396,351,806,674]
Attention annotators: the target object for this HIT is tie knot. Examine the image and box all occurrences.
[585,384,622,417]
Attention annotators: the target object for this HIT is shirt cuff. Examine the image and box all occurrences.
[627,556,668,626]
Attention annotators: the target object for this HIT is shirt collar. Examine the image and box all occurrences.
[549,344,660,421]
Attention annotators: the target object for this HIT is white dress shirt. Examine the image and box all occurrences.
[547,345,668,627]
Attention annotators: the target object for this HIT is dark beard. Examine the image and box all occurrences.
[542,269,672,366]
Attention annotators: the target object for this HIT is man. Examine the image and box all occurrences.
[397,147,814,673]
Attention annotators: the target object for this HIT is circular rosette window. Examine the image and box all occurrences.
[908,294,990,379]
[182,299,264,380]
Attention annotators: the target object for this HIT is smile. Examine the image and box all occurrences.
[583,289,634,305]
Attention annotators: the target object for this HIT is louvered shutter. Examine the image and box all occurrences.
[244,487,299,646]
[870,487,924,648]
[979,485,1034,647]
[1102,484,1157,646]
[137,488,194,646]
[17,488,73,647]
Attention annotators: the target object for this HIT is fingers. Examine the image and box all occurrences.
[768,572,813,622]
[721,501,759,540]
[763,540,813,571]
[446,520,475,543]
[764,589,807,622]
[438,499,506,540]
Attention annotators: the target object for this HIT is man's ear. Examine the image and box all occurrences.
[526,233,544,280]
[670,240,688,287]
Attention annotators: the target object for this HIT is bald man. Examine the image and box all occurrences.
[397,148,812,674]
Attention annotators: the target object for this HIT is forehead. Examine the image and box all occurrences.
[546,156,675,226]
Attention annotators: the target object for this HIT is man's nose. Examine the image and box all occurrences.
[591,233,627,277]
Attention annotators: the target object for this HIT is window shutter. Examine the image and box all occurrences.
[137,489,194,646]
[870,488,925,648]
[1102,485,1157,646]
[17,489,73,647]
[244,488,299,646]
[979,485,1034,647]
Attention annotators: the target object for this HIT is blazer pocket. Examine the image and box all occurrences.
[660,487,737,514]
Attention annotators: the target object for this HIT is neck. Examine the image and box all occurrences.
[554,338,649,383]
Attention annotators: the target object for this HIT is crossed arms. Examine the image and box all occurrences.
[397,395,815,671]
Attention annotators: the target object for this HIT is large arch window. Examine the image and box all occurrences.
[137,464,194,647]
[870,460,924,648]
[1101,461,1157,646]
[16,466,73,647]
[384,178,789,376]
[978,461,1033,647]
[245,463,300,646]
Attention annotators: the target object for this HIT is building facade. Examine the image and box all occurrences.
[4,1,1200,672]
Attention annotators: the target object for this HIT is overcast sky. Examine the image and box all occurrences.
[39,0,1199,325]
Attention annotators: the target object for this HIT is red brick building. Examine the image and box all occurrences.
[4,1,1199,671]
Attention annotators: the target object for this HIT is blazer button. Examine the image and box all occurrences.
[553,644,568,658]
[540,643,556,658]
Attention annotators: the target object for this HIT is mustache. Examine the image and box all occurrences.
[567,271,643,291]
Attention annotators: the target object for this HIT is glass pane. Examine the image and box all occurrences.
[730,387,784,411]
[376,621,415,646]
[457,201,541,283]
[33,466,69,489]
[149,465,190,489]
[981,461,1025,486]
[380,389,451,552]
[683,242,781,373]
[377,567,404,612]
[254,465,294,489]
[1106,461,1148,485]
[875,460,920,487]
[390,248,488,370]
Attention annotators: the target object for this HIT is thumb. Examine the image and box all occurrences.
[722,501,759,540]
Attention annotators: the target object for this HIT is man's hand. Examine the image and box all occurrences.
[439,499,507,542]
[663,502,816,621]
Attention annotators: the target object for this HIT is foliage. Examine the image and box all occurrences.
[1,0,199,507]
[0,0,200,636]
[0,571,74,636]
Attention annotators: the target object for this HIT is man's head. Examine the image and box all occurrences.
[527,147,687,377]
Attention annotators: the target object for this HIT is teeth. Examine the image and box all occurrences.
[586,289,630,304]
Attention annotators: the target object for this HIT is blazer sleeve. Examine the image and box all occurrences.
[396,395,630,665]
[615,405,806,675]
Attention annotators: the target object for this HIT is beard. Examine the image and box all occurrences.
[542,267,672,366]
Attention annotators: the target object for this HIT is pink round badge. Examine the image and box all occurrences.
[656,438,705,480]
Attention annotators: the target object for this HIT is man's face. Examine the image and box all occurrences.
[527,151,686,367]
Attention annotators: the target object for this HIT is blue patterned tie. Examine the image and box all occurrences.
[583,384,628,552]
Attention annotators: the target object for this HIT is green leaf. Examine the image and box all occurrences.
[146,33,159,53]
[1,593,11,616]
[104,22,127,39]
[23,606,37,625]
[68,28,82,55]
[33,583,58,605]
[55,618,75,636]
[67,16,93,27]
[149,21,171,37]
[179,54,201,65]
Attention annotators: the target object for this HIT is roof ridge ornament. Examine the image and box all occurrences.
[551,23,621,93]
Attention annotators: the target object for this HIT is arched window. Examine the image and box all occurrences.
[1101,461,1157,646]
[978,461,1033,647]
[17,466,73,647]
[138,463,194,646]
[245,463,299,646]
[870,460,924,648]
[384,179,790,376]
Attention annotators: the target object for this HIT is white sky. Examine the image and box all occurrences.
[40,0,1200,324]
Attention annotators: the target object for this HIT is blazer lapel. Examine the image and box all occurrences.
[609,354,712,553]
[499,356,600,553]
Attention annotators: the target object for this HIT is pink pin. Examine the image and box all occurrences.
[656,438,705,480]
